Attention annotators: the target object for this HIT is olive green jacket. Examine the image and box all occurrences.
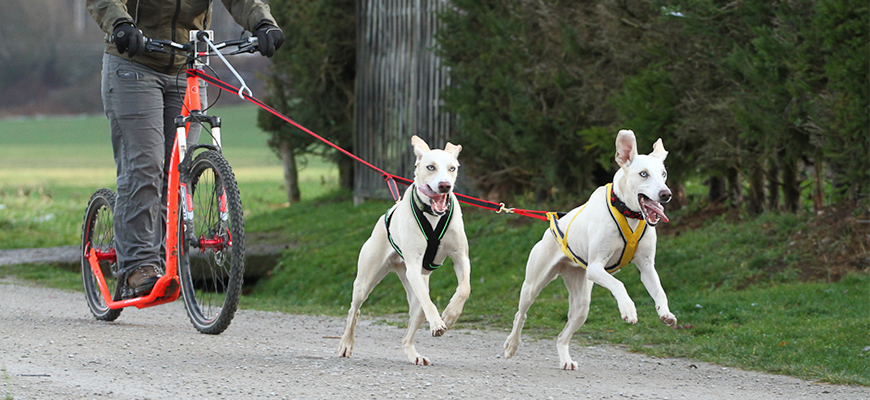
[88,0,277,74]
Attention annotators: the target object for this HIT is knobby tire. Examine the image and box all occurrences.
[178,150,245,334]
[81,188,122,321]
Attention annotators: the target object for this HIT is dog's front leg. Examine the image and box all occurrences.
[635,253,677,327]
[441,250,471,329]
[585,260,637,324]
[402,256,448,336]
[400,281,432,365]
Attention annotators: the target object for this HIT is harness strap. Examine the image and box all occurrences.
[384,187,454,271]
[547,209,587,267]
[547,184,647,274]
[606,184,647,270]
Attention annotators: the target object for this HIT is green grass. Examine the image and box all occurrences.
[0,105,337,249]
[2,363,11,400]
[1,111,867,386]
[0,263,83,292]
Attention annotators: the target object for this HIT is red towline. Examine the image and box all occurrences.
[188,69,550,221]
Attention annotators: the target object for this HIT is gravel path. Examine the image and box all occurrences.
[1,279,867,400]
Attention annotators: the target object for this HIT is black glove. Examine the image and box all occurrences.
[112,23,145,57]
[255,24,285,57]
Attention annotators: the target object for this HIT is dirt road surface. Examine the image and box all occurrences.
[1,280,867,400]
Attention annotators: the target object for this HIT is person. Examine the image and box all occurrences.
[87,0,284,299]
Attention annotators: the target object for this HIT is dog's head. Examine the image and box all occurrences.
[412,135,461,215]
[613,129,672,226]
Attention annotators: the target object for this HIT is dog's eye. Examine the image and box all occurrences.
[449,166,456,172]
[640,171,649,178]
[663,171,667,179]
[427,165,435,171]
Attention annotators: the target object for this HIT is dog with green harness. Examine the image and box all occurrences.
[339,135,471,366]
[504,129,677,370]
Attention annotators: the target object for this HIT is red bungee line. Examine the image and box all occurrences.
[189,69,550,221]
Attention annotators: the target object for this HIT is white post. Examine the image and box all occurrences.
[177,127,188,162]
[212,127,222,149]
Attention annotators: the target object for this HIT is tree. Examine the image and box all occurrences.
[812,0,869,202]
[616,0,867,211]
[258,0,356,203]
[437,0,666,202]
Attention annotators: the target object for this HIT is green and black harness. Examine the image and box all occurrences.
[384,185,455,271]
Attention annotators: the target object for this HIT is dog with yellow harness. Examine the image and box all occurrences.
[503,129,677,370]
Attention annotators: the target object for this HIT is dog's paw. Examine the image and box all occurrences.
[560,360,579,370]
[441,309,461,328]
[659,313,677,327]
[338,342,353,358]
[431,325,447,337]
[503,336,520,359]
[411,356,432,366]
[430,320,448,337]
[619,302,638,324]
[621,311,638,324]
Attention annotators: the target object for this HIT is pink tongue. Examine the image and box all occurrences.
[645,201,669,223]
[432,194,447,213]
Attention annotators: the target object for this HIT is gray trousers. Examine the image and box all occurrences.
[100,54,206,276]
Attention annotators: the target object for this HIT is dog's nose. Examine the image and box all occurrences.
[659,190,672,203]
[438,182,453,193]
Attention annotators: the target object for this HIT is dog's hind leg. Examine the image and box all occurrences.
[555,267,594,370]
[339,239,393,358]
[397,266,432,365]
[504,239,562,359]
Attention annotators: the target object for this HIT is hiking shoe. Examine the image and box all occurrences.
[123,265,162,299]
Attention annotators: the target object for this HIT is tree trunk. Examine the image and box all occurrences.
[726,167,742,207]
[781,157,801,212]
[669,181,686,209]
[708,175,727,205]
[279,140,301,204]
[338,155,354,190]
[812,159,824,212]
[747,163,765,215]
[767,159,780,212]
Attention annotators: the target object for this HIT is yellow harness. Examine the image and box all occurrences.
[547,183,647,274]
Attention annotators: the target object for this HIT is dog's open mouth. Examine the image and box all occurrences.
[638,194,669,226]
[418,185,450,215]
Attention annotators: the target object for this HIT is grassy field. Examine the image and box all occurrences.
[0,105,337,248]
[1,110,867,386]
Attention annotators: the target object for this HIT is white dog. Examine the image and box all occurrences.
[339,135,471,365]
[503,129,677,370]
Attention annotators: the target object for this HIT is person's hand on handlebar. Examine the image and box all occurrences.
[255,24,285,57]
[112,22,146,57]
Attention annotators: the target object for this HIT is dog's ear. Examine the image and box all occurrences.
[444,142,462,159]
[650,138,668,161]
[411,135,430,164]
[615,129,638,169]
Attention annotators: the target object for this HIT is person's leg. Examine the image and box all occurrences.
[154,74,207,268]
[101,54,166,297]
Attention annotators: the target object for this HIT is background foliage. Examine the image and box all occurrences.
[435,0,868,209]
[259,0,356,199]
